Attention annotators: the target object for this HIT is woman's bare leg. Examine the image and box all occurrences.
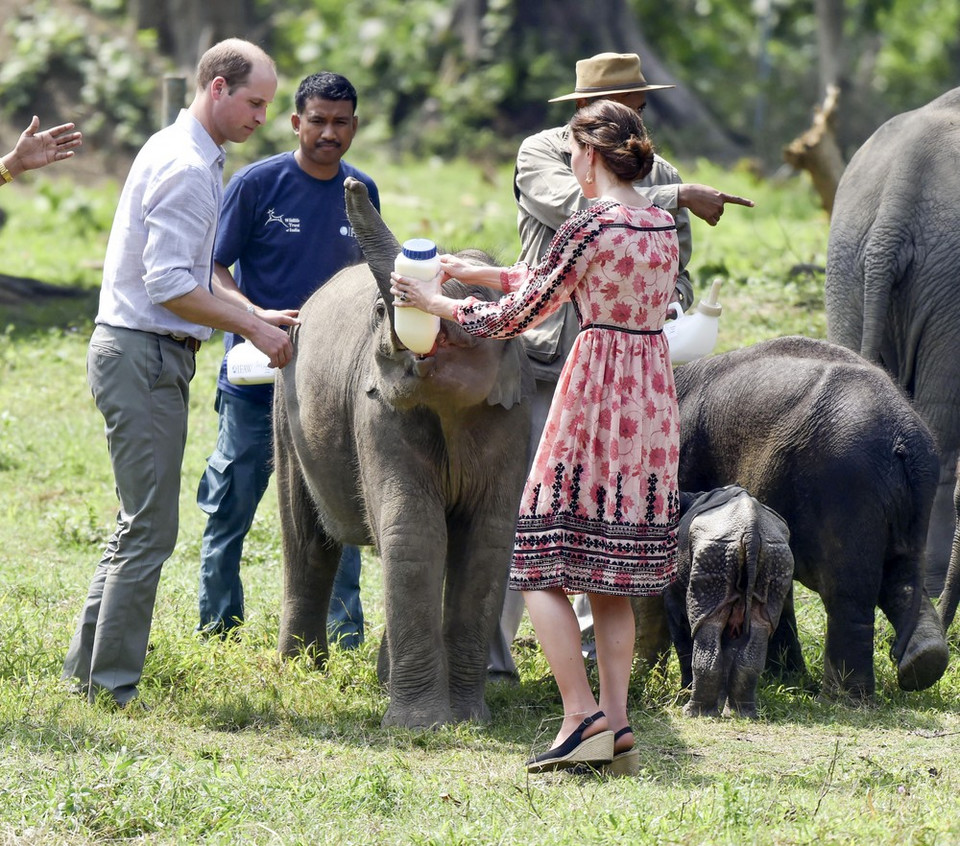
[590,592,635,752]
[522,587,609,746]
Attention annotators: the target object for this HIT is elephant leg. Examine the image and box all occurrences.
[633,594,672,672]
[878,551,949,691]
[663,586,694,691]
[724,623,772,719]
[684,620,724,717]
[765,585,808,682]
[442,515,516,723]
[275,394,340,667]
[820,587,877,702]
[377,505,452,728]
[925,473,956,594]
[940,464,960,629]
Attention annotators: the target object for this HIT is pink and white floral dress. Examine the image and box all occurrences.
[454,199,681,596]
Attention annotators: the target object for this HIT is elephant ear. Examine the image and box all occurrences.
[486,338,536,410]
[443,274,536,411]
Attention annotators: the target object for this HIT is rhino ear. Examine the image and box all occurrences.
[485,339,536,410]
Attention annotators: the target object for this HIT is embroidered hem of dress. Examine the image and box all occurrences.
[509,523,678,596]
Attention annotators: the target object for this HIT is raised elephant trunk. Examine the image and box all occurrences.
[344,176,402,333]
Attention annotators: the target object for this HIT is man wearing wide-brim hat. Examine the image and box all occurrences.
[486,51,754,683]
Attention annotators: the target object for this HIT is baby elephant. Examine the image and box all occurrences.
[664,486,794,718]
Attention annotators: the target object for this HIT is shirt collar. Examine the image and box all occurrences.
[174,109,226,170]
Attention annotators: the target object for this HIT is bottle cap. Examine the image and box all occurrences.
[402,238,438,261]
[696,278,723,318]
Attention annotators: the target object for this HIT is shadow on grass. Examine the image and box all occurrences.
[0,273,99,338]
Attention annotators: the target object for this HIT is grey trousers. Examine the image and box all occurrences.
[62,325,195,705]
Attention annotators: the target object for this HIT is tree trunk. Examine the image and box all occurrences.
[453,0,747,162]
[815,0,847,98]
[783,85,846,215]
[129,0,263,72]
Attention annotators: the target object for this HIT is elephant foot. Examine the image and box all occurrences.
[723,701,759,719]
[381,703,454,729]
[816,681,874,706]
[451,699,491,724]
[897,634,949,691]
[683,700,721,718]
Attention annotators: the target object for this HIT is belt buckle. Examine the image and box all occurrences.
[169,334,202,353]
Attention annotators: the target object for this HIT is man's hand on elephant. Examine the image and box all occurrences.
[249,322,294,369]
[679,183,755,226]
[254,307,300,328]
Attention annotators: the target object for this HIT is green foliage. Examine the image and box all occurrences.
[0,1,162,150]
[4,0,960,167]
[872,0,960,104]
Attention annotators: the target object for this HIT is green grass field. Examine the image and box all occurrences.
[0,155,957,845]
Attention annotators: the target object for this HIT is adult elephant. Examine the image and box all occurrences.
[825,87,960,594]
[273,177,533,728]
[674,336,949,701]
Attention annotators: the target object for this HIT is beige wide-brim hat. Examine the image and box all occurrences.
[548,52,675,102]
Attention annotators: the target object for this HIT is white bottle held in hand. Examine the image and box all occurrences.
[394,238,441,354]
[225,340,277,385]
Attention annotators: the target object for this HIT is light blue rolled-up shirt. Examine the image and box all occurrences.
[95,110,225,341]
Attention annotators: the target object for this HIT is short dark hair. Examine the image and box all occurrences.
[570,98,654,183]
[295,72,358,114]
[196,38,274,94]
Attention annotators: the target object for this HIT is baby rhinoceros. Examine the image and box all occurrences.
[664,486,794,718]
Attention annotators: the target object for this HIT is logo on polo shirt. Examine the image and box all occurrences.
[264,208,300,233]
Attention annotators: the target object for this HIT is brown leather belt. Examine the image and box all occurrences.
[165,334,202,353]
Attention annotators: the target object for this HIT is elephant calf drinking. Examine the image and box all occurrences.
[273,177,533,728]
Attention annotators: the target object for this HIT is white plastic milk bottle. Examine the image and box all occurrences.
[663,278,724,364]
[225,340,277,385]
[394,238,442,354]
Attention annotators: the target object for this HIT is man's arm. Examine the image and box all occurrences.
[162,285,294,367]
[514,128,591,236]
[210,262,299,327]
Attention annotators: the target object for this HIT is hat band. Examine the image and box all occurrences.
[575,82,648,94]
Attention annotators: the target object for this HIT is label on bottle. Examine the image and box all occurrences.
[226,342,277,385]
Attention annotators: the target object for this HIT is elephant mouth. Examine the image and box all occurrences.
[412,356,436,377]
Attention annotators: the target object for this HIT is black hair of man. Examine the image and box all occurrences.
[295,72,358,114]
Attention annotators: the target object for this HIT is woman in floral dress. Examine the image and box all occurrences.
[391,99,680,774]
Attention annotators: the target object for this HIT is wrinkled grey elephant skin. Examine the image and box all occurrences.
[825,87,960,595]
[665,486,794,718]
[939,459,960,632]
[674,336,950,701]
[273,177,533,728]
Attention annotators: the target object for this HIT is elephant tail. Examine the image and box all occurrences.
[731,530,760,642]
[859,219,913,364]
